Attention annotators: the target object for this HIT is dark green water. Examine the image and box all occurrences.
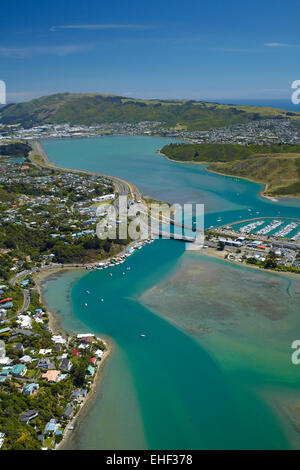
[42,136,300,449]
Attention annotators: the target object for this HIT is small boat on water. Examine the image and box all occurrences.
[84,303,88,307]
[140,334,146,337]
[100,298,104,302]
[86,290,90,294]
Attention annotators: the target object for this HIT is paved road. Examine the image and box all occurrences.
[11,269,34,286]
[21,289,30,313]
[29,141,142,201]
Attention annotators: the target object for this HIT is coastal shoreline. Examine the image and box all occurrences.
[56,341,113,450]
[32,265,113,451]
[197,246,300,279]
[31,141,142,201]
[33,266,86,335]
[157,149,299,203]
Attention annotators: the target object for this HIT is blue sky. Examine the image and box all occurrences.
[1,0,300,102]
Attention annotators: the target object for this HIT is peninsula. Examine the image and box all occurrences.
[160,142,300,198]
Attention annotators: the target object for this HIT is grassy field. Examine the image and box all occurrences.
[209,154,300,197]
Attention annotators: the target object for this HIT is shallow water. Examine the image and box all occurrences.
[42,136,300,449]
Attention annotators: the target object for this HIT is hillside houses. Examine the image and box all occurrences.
[0,321,106,449]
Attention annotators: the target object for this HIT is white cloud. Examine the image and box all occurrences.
[50,24,154,32]
[0,44,89,58]
[264,42,288,47]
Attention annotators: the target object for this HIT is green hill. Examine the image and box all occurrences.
[209,155,300,197]
[160,142,300,197]
[160,142,300,162]
[1,92,299,130]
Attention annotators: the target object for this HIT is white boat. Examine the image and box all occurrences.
[84,303,88,307]
[140,334,146,337]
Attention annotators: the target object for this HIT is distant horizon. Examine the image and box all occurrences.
[2,1,300,111]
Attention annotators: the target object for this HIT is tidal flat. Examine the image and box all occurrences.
[138,252,300,446]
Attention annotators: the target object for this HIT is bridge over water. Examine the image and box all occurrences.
[152,228,204,244]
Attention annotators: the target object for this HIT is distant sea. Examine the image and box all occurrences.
[214,98,300,112]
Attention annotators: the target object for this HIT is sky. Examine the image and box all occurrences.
[1,0,300,103]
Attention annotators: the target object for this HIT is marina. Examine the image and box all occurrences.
[85,239,155,271]
[218,217,300,241]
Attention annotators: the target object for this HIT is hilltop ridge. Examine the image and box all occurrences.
[1,92,299,130]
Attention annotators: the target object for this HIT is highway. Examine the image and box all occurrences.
[29,141,142,201]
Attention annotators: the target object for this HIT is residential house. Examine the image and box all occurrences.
[0,328,11,336]
[10,329,35,340]
[71,389,88,401]
[59,358,72,371]
[17,315,32,329]
[63,403,75,420]
[19,355,32,364]
[12,343,24,354]
[44,418,59,435]
[12,364,27,377]
[39,349,52,355]
[42,370,61,383]
[95,349,104,359]
[0,340,5,359]
[19,410,39,424]
[80,335,94,344]
[0,433,5,449]
[53,344,62,353]
[22,383,39,396]
[52,335,66,345]
[37,357,55,370]
[86,365,95,377]
[0,366,13,377]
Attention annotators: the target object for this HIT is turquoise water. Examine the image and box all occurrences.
[43,136,300,227]
[42,136,300,449]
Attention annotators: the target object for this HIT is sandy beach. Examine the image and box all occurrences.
[33,266,86,334]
